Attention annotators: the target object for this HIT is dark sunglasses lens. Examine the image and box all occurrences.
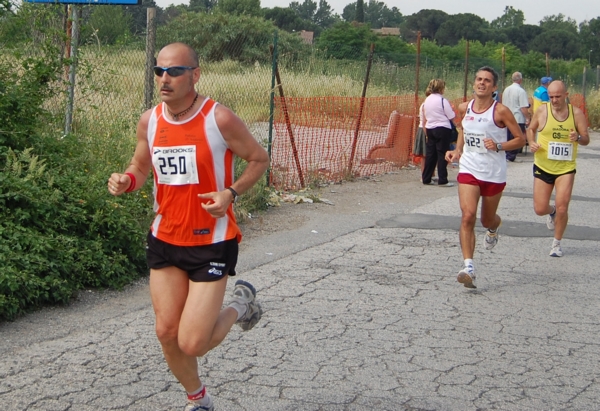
[153,67,187,77]
[166,67,186,77]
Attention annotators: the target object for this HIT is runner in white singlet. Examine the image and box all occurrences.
[445,66,525,289]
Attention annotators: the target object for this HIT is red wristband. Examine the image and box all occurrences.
[125,172,136,192]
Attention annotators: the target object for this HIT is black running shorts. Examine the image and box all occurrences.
[533,164,576,185]
[146,231,238,282]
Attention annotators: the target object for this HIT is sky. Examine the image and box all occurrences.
[154,0,599,26]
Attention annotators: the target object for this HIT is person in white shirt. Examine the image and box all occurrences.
[502,72,530,161]
[422,78,457,187]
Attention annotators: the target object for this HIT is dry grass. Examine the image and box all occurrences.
[585,89,600,130]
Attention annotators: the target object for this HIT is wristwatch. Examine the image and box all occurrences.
[496,143,503,152]
[226,186,239,203]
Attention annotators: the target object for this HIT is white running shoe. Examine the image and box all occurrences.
[184,394,214,411]
[484,220,501,250]
[457,265,476,289]
[549,244,563,257]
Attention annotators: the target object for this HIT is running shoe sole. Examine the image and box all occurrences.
[457,270,476,289]
[238,301,263,331]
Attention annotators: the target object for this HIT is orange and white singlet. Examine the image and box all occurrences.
[146,98,241,246]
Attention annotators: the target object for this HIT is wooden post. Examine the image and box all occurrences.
[269,43,305,188]
[347,43,375,173]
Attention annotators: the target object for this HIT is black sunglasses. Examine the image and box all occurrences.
[153,66,197,77]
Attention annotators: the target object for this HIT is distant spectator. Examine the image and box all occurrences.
[422,78,456,187]
[502,72,530,162]
[532,76,552,113]
[413,88,435,180]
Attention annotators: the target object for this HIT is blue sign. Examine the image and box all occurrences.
[26,0,141,4]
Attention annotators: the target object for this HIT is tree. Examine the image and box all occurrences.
[85,6,133,45]
[539,14,578,34]
[530,29,580,60]
[157,12,307,65]
[314,0,338,28]
[501,24,543,53]
[216,0,261,17]
[289,0,317,21]
[122,0,158,36]
[263,7,312,33]
[579,18,600,66]
[434,13,489,46]
[490,6,524,29]
[289,0,337,29]
[189,0,216,13]
[355,0,364,23]
[366,1,402,29]
[316,21,376,59]
[403,9,449,41]
[343,0,403,28]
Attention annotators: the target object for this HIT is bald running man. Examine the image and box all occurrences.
[527,80,590,257]
[107,43,269,410]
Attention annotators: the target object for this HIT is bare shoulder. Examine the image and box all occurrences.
[571,104,585,117]
[213,103,247,135]
[138,108,153,128]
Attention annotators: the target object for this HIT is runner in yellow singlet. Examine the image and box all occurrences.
[527,80,590,257]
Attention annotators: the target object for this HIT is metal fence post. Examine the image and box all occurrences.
[266,30,278,187]
[144,7,156,110]
[64,6,80,136]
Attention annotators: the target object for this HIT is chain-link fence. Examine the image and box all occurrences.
[7,5,592,190]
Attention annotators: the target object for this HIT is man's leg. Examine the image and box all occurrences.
[458,183,481,259]
[480,192,503,232]
[532,177,555,218]
[150,267,233,392]
[551,173,575,241]
[456,182,481,288]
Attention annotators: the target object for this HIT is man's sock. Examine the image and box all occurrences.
[464,259,474,269]
[228,301,247,321]
[553,238,561,246]
[187,385,212,406]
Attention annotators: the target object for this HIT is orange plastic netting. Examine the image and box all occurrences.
[270,95,417,189]
[268,93,587,189]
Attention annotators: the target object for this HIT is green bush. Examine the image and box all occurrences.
[0,41,152,321]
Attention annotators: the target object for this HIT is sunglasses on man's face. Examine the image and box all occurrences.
[153,66,197,77]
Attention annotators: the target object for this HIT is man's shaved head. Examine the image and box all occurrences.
[158,43,199,67]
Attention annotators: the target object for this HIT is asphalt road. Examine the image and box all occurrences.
[1,133,599,411]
